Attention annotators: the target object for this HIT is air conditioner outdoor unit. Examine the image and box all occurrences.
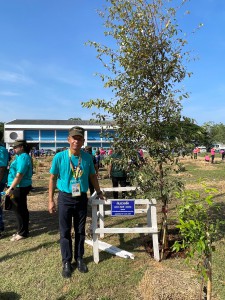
[4,130,24,144]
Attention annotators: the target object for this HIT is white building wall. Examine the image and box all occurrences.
[4,120,113,150]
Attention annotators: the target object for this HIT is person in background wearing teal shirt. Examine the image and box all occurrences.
[0,131,9,239]
[109,149,127,199]
[5,140,32,241]
[48,126,104,278]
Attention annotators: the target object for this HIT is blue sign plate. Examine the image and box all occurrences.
[111,200,135,216]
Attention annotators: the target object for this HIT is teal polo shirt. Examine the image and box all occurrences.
[0,145,9,184]
[50,149,95,193]
[110,152,126,177]
[8,153,33,187]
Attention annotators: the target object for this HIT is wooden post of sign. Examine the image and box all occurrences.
[149,199,160,261]
[99,202,105,239]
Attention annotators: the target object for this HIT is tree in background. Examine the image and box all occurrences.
[180,119,210,154]
[82,0,200,258]
[202,122,225,146]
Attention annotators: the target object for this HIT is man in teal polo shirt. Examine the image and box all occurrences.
[48,126,104,278]
[109,149,127,199]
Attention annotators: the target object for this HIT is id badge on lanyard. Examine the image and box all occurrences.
[71,179,81,197]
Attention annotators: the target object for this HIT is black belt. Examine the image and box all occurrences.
[60,191,87,197]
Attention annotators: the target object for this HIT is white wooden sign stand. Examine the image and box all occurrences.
[89,187,160,263]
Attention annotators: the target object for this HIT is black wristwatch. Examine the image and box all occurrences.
[97,190,103,196]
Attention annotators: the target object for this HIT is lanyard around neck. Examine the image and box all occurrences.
[68,149,82,180]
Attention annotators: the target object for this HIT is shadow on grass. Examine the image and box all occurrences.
[0,292,21,300]
[83,232,148,266]
[0,241,57,263]
[83,250,115,266]
[4,210,59,238]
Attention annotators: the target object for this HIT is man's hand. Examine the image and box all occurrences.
[97,191,105,200]
[48,174,57,213]
[48,200,56,214]
[5,188,13,197]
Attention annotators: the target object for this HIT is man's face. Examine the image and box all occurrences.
[68,135,84,150]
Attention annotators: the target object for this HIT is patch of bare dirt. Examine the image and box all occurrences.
[138,265,201,300]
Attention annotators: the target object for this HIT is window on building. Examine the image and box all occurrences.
[88,142,112,150]
[87,130,101,140]
[56,130,68,141]
[102,129,114,141]
[40,130,55,141]
[24,130,39,141]
[56,143,68,148]
[40,143,55,148]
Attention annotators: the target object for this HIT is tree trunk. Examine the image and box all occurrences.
[160,207,168,260]
[206,231,212,300]
[207,255,212,300]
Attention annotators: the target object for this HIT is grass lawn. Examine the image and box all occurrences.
[0,155,224,300]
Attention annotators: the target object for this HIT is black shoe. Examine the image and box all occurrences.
[76,258,88,273]
[62,261,72,278]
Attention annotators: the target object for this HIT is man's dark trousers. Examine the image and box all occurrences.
[58,191,88,263]
[112,176,127,199]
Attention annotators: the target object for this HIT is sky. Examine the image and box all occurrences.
[0,0,224,125]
